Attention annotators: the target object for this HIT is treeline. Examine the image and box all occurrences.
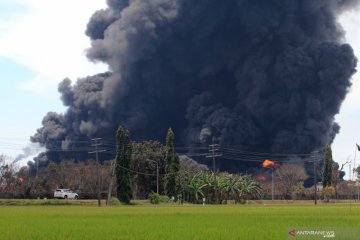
[0,130,355,203]
[0,157,354,201]
[0,127,262,203]
[0,149,261,203]
[0,157,112,199]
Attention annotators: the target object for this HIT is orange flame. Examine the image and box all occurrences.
[257,174,267,181]
[262,159,279,168]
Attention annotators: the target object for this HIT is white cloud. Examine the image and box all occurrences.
[0,0,108,97]
[333,10,360,179]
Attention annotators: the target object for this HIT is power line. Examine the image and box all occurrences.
[206,144,222,204]
[88,138,106,207]
[0,138,330,165]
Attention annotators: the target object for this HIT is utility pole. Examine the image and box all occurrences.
[353,146,357,182]
[106,160,116,206]
[312,151,318,205]
[263,165,275,201]
[156,163,159,194]
[349,163,352,210]
[148,159,159,194]
[89,138,106,207]
[353,146,357,202]
[206,144,222,204]
[271,167,274,202]
[357,170,360,202]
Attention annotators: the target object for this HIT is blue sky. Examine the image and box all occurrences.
[0,0,107,162]
[0,1,26,17]
[0,1,359,179]
[0,57,64,134]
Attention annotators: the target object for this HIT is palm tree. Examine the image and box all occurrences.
[201,172,214,202]
[223,174,240,202]
[237,175,262,201]
[216,174,227,203]
[187,173,207,203]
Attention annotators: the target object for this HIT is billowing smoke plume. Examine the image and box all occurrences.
[14,143,44,164]
[32,0,357,166]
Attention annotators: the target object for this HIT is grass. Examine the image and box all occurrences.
[0,202,359,239]
[0,199,97,206]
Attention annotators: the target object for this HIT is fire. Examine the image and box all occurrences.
[257,174,267,181]
[262,159,279,168]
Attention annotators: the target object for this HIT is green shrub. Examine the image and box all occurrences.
[110,197,121,206]
[159,195,170,203]
[148,192,161,204]
[148,193,171,204]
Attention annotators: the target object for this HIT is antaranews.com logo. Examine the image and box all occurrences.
[287,228,335,239]
[287,227,360,239]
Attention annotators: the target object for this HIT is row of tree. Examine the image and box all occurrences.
[0,155,114,199]
[1,156,354,201]
[113,127,262,204]
[0,133,357,203]
[183,172,261,203]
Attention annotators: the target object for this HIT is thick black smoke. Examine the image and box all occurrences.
[32,0,357,168]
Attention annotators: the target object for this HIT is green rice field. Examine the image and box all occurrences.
[0,201,359,240]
